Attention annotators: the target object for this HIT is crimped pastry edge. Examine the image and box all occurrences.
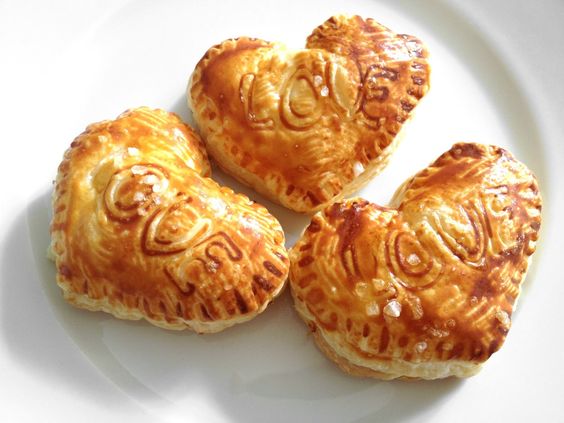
[56,276,287,333]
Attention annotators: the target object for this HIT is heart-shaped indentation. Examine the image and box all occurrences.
[289,143,541,379]
[189,15,430,212]
[50,107,289,333]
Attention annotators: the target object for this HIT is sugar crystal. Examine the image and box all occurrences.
[383,300,402,318]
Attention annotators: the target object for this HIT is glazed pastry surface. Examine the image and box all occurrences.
[50,107,289,333]
[289,143,541,379]
[189,15,430,212]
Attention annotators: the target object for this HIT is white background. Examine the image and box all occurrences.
[1,0,563,421]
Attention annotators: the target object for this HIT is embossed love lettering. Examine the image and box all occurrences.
[238,59,408,132]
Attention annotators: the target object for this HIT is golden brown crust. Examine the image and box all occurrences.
[289,143,542,379]
[189,15,430,213]
[50,107,289,333]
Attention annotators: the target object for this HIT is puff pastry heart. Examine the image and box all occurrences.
[289,143,541,379]
[50,107,289,333]
[189,15,430,213]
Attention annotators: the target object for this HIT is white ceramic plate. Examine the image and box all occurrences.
[2,0,563,421]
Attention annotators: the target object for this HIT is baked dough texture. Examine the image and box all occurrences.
[189,15,430,213]
[50,107,289,333]
[289,143,541,379]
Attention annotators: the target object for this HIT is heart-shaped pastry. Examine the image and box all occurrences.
[50,107,289,333]
[289,143,541,379]
[189,15,430,213]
